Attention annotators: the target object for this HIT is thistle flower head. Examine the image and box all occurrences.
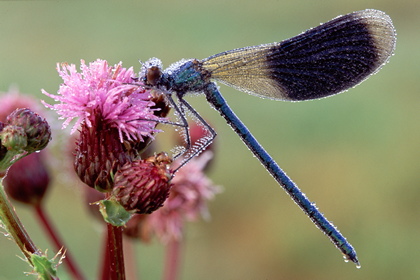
[42,59,164,142]
[43,59,168,191]
[112,152,173,214]
[6,108,51,153]
[0,108,51,174]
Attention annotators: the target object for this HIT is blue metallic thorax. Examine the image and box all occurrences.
[160,59,211,95]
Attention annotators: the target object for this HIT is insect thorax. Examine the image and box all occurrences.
[163,59,212,94]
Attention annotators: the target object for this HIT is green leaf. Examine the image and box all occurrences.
[99,199,131,226]
[31,253,57,280]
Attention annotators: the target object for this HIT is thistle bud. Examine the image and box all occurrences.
[112,152,173,214]
[6,108,51,153]
[3,151,50,206]
[0,125,27,151]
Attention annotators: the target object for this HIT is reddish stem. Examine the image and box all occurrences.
[34,205,85,280]
[163,239,182,280]
[105,223,126,280]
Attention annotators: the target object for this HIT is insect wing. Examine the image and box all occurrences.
[202,9,396,101]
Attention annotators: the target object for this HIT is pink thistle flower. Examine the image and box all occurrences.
[42,59,163,142]
[43,59,168,191]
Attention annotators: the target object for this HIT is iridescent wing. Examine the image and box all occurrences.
[201,9,396,101]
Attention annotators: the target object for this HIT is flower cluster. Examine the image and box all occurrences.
[44,59,221,242]
[0,58,222,280]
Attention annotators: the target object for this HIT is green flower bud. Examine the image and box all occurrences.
[6,108,51,153]
[0,125,27,151]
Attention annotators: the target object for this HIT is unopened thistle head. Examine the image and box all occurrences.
[5,108,51,153]
[113,152,173,214]
[0,108,51,177]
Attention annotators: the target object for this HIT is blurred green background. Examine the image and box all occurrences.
[0,0,419,279]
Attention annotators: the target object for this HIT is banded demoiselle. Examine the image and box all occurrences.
[140,9,396,266]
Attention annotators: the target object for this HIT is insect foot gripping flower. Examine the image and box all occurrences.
[112,152,173,215]
[42,59,167,192]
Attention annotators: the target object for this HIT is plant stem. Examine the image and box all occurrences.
[0,182,39,262]
[0,181,58,280]
[106,223,126,280]
[163,239,182,280]
[34,205,85,280]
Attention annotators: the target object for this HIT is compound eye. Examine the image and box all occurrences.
[146,66,162,86]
